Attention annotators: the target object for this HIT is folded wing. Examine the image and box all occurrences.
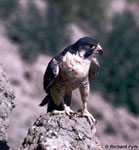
[43,58,59,93]
[89,60,100,80]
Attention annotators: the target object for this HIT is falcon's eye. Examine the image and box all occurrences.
[89,45,96,49]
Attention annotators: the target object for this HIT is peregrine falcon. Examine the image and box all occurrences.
[40,37,103,125]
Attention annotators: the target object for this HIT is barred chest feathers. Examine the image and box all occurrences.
[60,52,91,79]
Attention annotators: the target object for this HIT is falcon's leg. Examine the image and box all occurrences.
[50,88,74,115]
[64,92,72,106]
[79,78,96,126]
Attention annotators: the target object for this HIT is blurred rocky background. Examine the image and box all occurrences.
[0,0,139,149]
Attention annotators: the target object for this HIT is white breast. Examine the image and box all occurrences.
[60,52,90,78]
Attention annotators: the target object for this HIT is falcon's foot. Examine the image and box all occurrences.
[81,109,97,127]
[52,106,75,116]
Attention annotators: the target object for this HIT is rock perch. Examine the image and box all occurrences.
[21,113,105,150]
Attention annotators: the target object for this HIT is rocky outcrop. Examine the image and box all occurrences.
[0,66,15,150]
[21,113,105,150]
[0,65,105,150]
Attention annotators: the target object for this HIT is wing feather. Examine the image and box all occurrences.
[89,58,100,80]
[43,58,59,93]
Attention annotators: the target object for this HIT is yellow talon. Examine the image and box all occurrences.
[52,105,75,116]
[81,109,97,126]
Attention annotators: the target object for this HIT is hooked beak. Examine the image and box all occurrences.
[94,44,103,55]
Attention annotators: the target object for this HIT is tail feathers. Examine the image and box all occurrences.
[39,95,50,106]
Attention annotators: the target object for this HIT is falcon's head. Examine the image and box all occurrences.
[73,37,103,58]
